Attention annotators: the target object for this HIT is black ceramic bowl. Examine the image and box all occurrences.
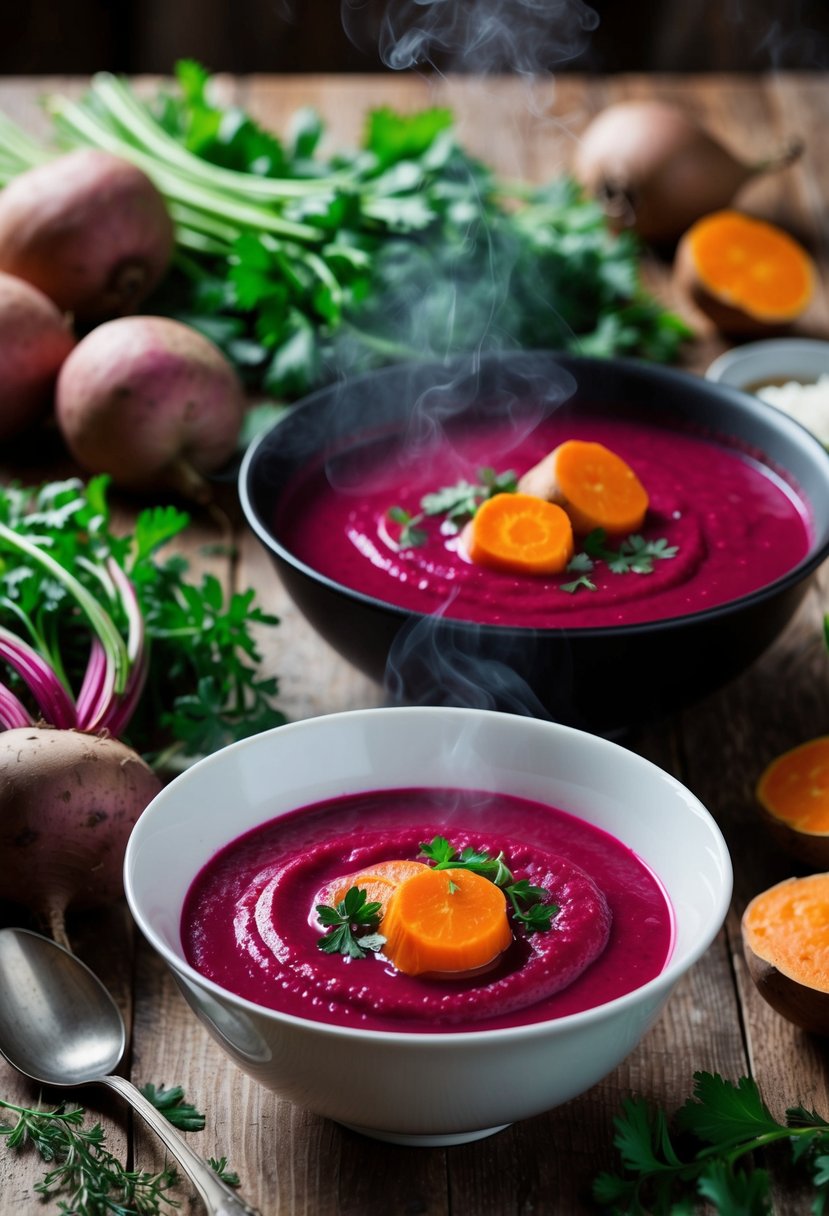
[239,352,829,734]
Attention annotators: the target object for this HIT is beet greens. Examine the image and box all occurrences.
[0,477,285,764]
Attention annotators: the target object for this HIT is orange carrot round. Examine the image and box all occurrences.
[466,491,574,576]
[381,866,512,976]
[544,440,649,535]
[324,859,429,916]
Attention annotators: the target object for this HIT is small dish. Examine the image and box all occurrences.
[705,338,829,394]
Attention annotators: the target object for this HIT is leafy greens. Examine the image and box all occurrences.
[0,63,690,401]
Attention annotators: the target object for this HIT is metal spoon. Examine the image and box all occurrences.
[0,927,260,1216]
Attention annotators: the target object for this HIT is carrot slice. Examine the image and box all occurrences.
[466,492,574,575]
[381,866,512,975]
[520,440,649,535]
[324,860,429,915]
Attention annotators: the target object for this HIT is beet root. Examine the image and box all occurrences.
[0,727,162,947]
[55,315,246,498]
[0,270,75,441]
[0,148,174,325]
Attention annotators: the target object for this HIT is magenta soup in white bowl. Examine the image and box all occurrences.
[124,706,732,1146]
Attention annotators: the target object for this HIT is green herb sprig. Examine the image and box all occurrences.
[139,1082,206,1131]
[316,886,386,959]
[388,467,517,548]
[419,835,557,932]
[0,1097,179,1216]
[594,1071,829,1215]
[561,529,679,593]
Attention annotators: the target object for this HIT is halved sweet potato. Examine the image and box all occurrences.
[756,737,829,868]
[742,874,829,1035]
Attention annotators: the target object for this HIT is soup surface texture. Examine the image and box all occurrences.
[274,413,811,628]
[181,787,673,1033]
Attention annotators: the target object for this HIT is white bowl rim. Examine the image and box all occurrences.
[706,338,829,385]
[124,706,733,1047]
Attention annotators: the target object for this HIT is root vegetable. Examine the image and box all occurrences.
[756,736,829,868]
[574,99,803,245]
[742,874,829,1035]
[465,492,575,576]
[55,315,246,499]
[517,440,649,536]
[0,148,174,325]
[0,270,75,441]
[0,726,162,948]
[674,209,816,335]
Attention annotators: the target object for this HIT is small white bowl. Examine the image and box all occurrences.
[124,707,732,1146]
[706,338,829,393]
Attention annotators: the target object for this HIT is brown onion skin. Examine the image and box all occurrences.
[0,149,174,325]
[0,728,162,941]
[0,270,75,441]
[55,315,246,494]
[573,100,801,246]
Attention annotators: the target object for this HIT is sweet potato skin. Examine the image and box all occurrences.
[742,874,829,1035]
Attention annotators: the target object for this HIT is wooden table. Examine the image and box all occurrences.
[1,71,828,1215]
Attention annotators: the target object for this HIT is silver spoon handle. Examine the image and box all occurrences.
[101,1074,261,1216]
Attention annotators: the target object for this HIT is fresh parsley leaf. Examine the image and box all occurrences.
[139,1082,206,1132]
[561,574,597,594]
[594,1072,829,1215]
[387,506,427,548]
[208,1156,241,1187]
[418,836,556,934]
[316,886,385,959]
[420,467,517,531]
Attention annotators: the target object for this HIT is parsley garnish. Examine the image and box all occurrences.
[388,467,517,548]
[594,1071,829,1215]
[316,886,386,959]
[419,836,557,933]
[582,528,679,574]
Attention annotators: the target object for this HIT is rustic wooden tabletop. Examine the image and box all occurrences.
[1,70,828,1216]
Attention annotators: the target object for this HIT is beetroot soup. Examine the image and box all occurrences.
[181,786,673,1033]
[274,413,811,629]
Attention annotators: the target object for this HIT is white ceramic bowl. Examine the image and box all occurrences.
[124,707,732,1147]
[706,338,829,392]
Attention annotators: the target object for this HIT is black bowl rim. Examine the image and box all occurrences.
[238,351,829,641]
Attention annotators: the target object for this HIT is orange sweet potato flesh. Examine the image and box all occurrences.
[381,866,512,976]
[675,209,815,335]
[742,874,829,1035]
[756,737,829,868]
[467,492,574,575]
[325,860,429,915]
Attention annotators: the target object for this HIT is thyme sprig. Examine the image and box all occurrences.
[0,1097,180,1215]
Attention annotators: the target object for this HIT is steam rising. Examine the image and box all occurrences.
[344,0,599,75]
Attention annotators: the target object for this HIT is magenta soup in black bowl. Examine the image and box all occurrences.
[238,352,829,734]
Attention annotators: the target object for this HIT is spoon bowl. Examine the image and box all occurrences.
[0,928,124,1086]
[0,927,260,1216]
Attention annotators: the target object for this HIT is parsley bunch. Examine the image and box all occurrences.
[595,1072,829,1215]
[0,63,690,400]
[562,529,679,593]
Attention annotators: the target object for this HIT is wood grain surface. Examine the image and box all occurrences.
[1,71,828,1216]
